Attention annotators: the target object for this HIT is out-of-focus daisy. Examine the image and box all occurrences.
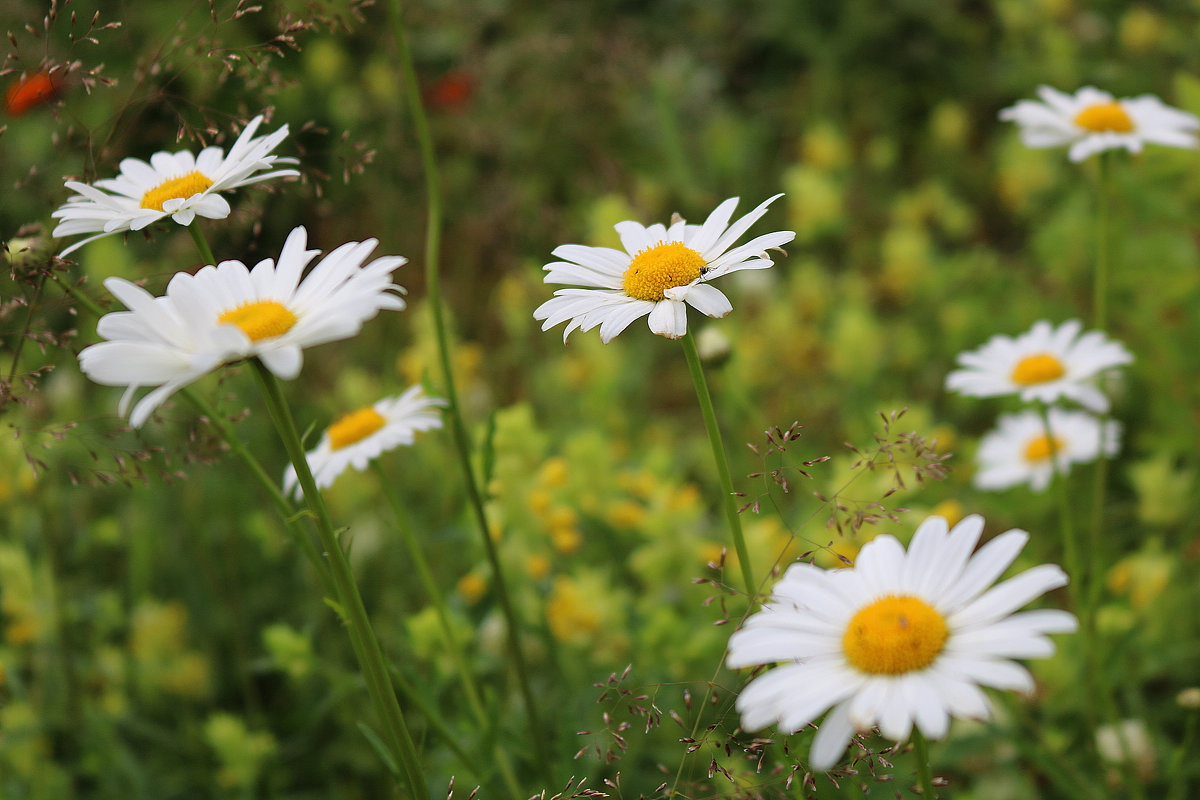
[51,114,299,256]
[533,195,795,343]
[945,319,1131,413]
[283,385,446,498]
[78,226,406,428]
[1000,86,1200,162]
[728,514,1076,771]
[974,408,1119,492]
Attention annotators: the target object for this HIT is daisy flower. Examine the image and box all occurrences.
[282,385,446,498]
[945,319,1132,413]
[533,195,795,343]
[727,514,1076,771]
[974,408,1120,492]
[999,86,1200,162]
[78,226,406,428]
[51,114,299,256]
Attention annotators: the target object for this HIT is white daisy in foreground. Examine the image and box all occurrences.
[533,195,795,343]
[975,408,1120,492]
[78,226,406,428]
[52,114,299,256]
[727,514,1076,771]
[283,385,446,498]
[1000,86,1200,162]
[945,319,1131,413]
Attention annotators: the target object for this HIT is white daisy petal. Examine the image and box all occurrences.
[78,226,407,427]
[729,512,1076,770]
[972,408,1119,493]
[1000,86,1198,161]
[535,196,794,343]
[946,319,1131,413]
[52,113,299,255]
[281,385,446,498]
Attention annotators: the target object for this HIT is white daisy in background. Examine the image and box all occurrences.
[78,226,406,428]
[999,86,1200,162]
[945,319,1132,413]
[533,195,795,343]
[728,514,1076,771]
[282,385,446,498]
[51,114,300,256]
[974,408,1120,492]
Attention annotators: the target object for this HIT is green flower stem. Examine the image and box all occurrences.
[1087,150,1113,683]
[251,361,427,799]
[1033,401,1081,609]
[387,0,550,782]
[370,461,524,800]
[1166,706,1199,800]
[910,729,937,799]
[49,271,107,318]
[681,328,755,596]
[188,220,217,265]
[1093,152,1111,332]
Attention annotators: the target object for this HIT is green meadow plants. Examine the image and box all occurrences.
[6,1,1200,798]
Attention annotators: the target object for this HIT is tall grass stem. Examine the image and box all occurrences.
[387,0,550,782]
[370,460,524,800]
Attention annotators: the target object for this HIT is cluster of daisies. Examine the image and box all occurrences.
[55,114,445,491]
[946,319,1131,492]
[52,78,1185,778]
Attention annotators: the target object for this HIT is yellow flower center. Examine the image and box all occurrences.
[139,170,215,211]
[217,300,297,343]
[327,407,387,450]
[842,595,948,675]
[1024,434,1066,462]
[622,242,705,302]
[1011,353,1066,385]
[1073,103,1134,133]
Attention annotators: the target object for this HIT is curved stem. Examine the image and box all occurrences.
[910,729,937,798]
[681,328,754,596]
[188,220,217,266]
[387,0,549,781]
[251,361,427,799]
[371,461,523,800]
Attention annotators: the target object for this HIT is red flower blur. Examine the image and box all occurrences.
[427,70,474,112]
[4,70,62,116]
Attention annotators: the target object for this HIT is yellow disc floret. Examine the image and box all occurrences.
[1073,102,1135,133]
[1024,434,1066,463]
[842,595,949,675]
[140,171,215,211]
[327,407,387,450]
[1011,353,1066,385]
[217,300,298,342]
[622,242,706,302]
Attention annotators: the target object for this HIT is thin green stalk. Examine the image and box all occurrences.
[910,729,936,798]
[371,460,523,800]
[387,0,550,780]
[188,221,216,266]
[49,271,106,318]
[1033,402,1081,610]
[1093,152,1111,332]
[251,361,427,799]
[1166,705,1199,800]
[681,328,754,596]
